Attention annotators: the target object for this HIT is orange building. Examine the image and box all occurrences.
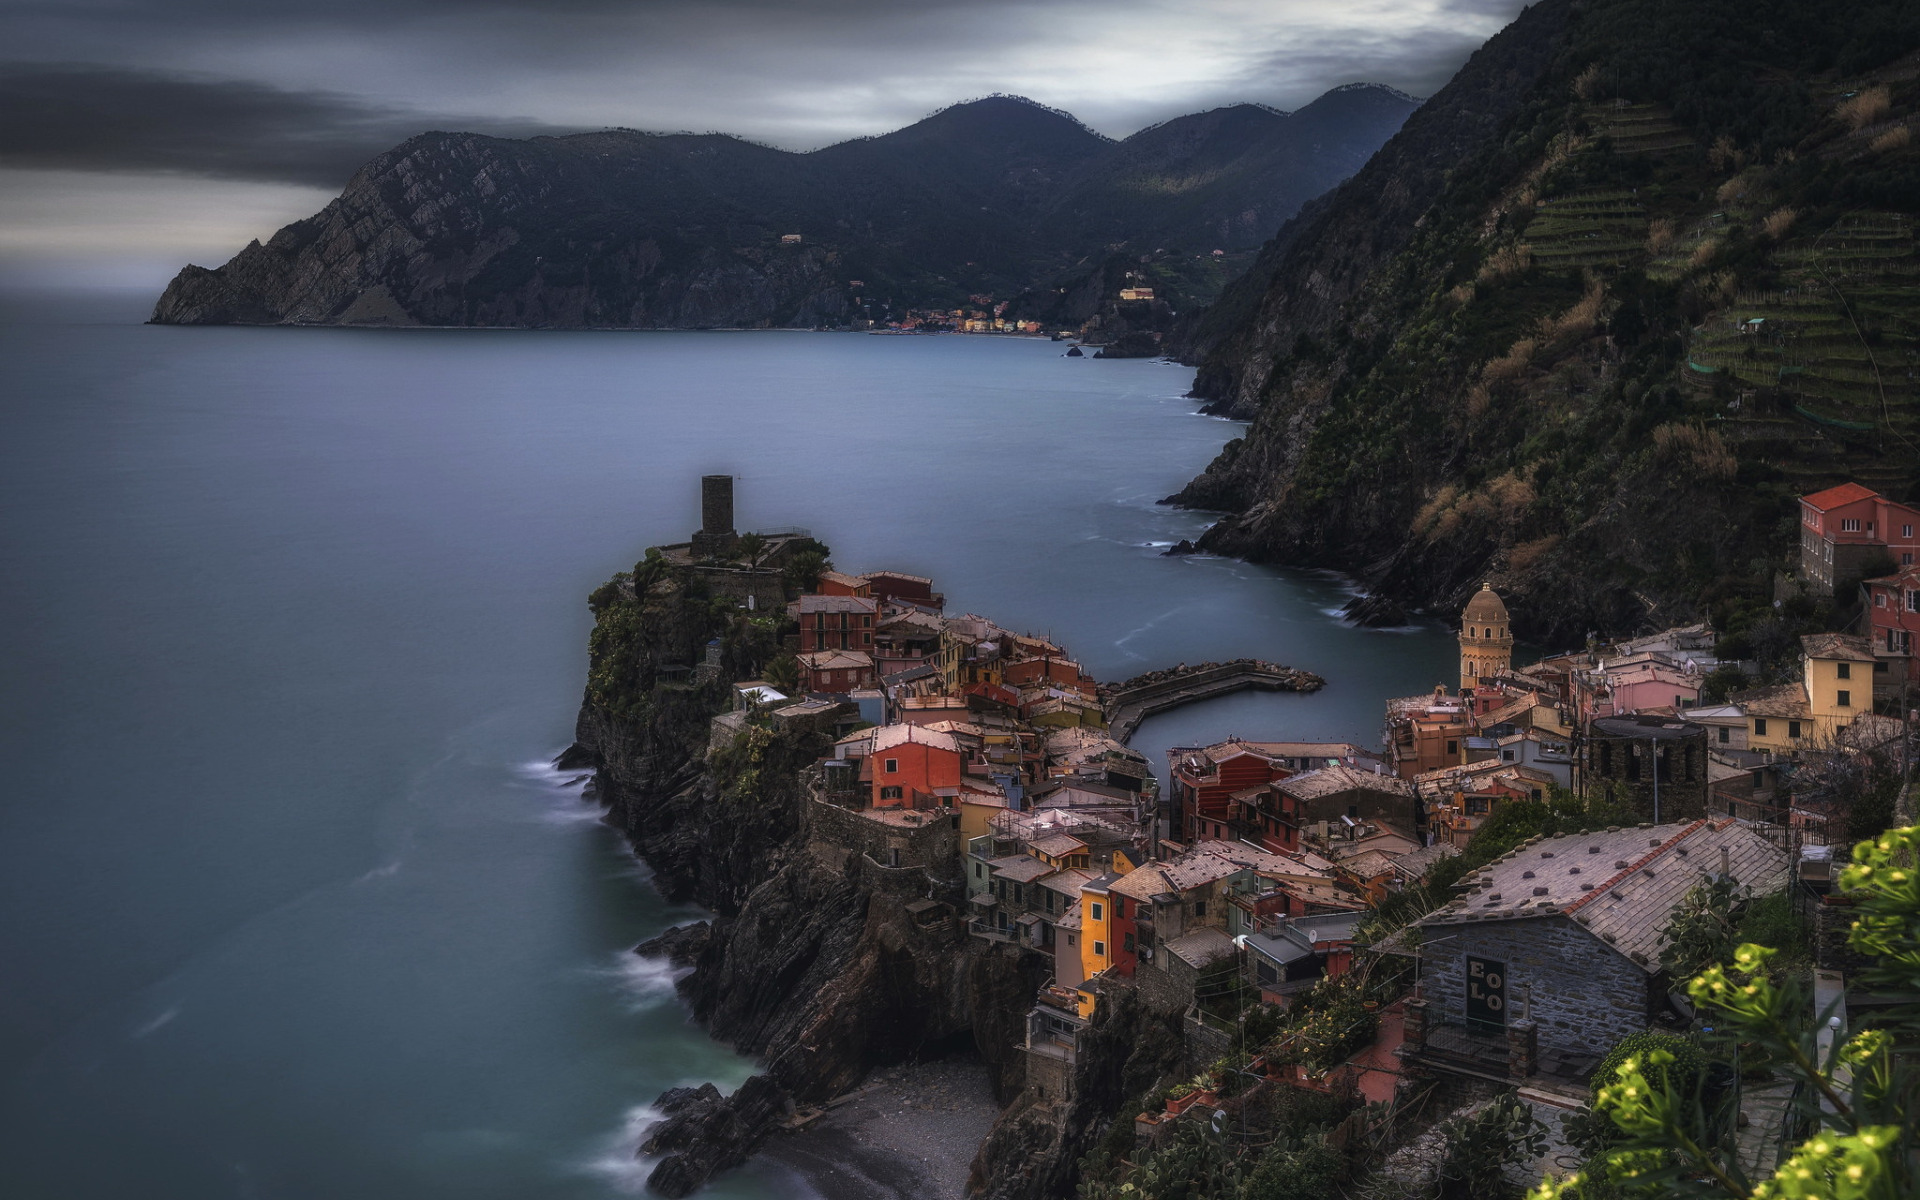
[869,723,963,808]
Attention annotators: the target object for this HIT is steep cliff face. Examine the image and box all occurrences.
[568,564,1063,1194]
[1171,0,1920,643]
[150,89,1419,330]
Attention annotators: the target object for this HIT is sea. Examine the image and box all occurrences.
[0,287,1457,1200]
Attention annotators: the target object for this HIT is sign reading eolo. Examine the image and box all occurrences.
[1466,956,1507,1028]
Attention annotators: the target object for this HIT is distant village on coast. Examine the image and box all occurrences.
[638,473,1918,1167]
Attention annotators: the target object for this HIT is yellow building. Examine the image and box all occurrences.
[1801,633,1874,740]
[1078,875,1115,983]
[1460,583,1514,690]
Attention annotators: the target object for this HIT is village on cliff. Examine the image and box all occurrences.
[655,475,1918,1164]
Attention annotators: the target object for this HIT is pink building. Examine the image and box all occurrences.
[1799,483,1920,595]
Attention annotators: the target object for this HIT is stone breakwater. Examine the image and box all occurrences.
[1103,659,1325,743]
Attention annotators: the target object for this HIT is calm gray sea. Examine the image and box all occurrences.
[0,288,1455,1200]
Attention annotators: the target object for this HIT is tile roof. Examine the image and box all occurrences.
[1338,850,1400,879]
[798,649,873,670]
[1415,819,1789,972]
[1276,764,1414,801]
[796,594,878,614]
[1801,482,1878,510]
[1730,683,1811,719]
[871,724,961,754]
[1801,632,1874,662]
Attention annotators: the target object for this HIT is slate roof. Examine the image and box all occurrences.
[1040,869,1094,898]
[1412,819,1789,972]
[1388,841,1461,881]
[1161,926,1237,969]
[987,854,1055,884]
[1276,764,1414,801]
[1108,864,1175,902]
[1031,832,1089,859]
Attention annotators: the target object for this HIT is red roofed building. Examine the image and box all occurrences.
[1799,483,1920,595]
[869,723,963,808]
[796,594,877,652]
[1864,563,1920,696]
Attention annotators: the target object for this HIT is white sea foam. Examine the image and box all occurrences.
[355,860,402,883]
[596,952,688,1013]
[131,1006,178,1039]
[578,1103,666,1195]
[515,754,602,825]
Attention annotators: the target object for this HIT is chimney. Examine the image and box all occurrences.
[1720,845,1731,878]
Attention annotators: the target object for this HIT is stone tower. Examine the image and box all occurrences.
[1459,583,1513,690]
[690,474,737,559]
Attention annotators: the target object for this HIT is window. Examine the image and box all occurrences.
[1092,941,1105,957]
[880,785,903,800]
[1789,720,1803,739]
[1114,899,1126,919]
[884,758,898,773]
[1905,554,1914,566]
[1838,662,1851,680]
[1842,518,1861,532]
[974,863,982,878]
[1013,885,1023,904]
[1090,902,1102,922]
[1904,524,1914,539]
[1194,900,1207,918]
[1878,593,1888,608]
[1908,591,1919,613]
[1718,727,1730,744]
[1837,690,1851,708]
[1446,740,1458,755]
[1754,718,1768,737]
[1123,933,1135,952]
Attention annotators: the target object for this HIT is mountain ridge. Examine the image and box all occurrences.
[149,86,1420,330]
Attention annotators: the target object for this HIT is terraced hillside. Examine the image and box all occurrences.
[1172,0,1920,642]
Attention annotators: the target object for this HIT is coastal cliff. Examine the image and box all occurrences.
[149,88,1418,331]
[564,558,1134,1197]
[1167,0,1920,643]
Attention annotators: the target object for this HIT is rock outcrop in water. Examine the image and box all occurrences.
[150,87,1420,331]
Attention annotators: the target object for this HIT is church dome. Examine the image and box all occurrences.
[1462,583,1509,625]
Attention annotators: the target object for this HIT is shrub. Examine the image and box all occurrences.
[1761,206,1798,240]
[1242,1132,1344,1200]
[1870,125,1911,153]
[1435,1091,1550,1199]
[1590,1031,1707,1104]
[1837,85,1891,131]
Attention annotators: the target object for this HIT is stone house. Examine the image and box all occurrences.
[1581,715,1709,822]
[1393,819,1787,1075]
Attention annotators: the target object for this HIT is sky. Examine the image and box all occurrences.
[0,0,1525,288]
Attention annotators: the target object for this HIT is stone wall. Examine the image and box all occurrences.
[806,797,963,887]
[1417,915,1650,1058]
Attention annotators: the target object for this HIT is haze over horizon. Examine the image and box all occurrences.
[0,0,1524,287]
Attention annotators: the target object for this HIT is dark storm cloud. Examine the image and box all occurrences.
[0,63,573,188]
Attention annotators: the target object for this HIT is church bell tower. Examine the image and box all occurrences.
[1459,583,1513,690]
